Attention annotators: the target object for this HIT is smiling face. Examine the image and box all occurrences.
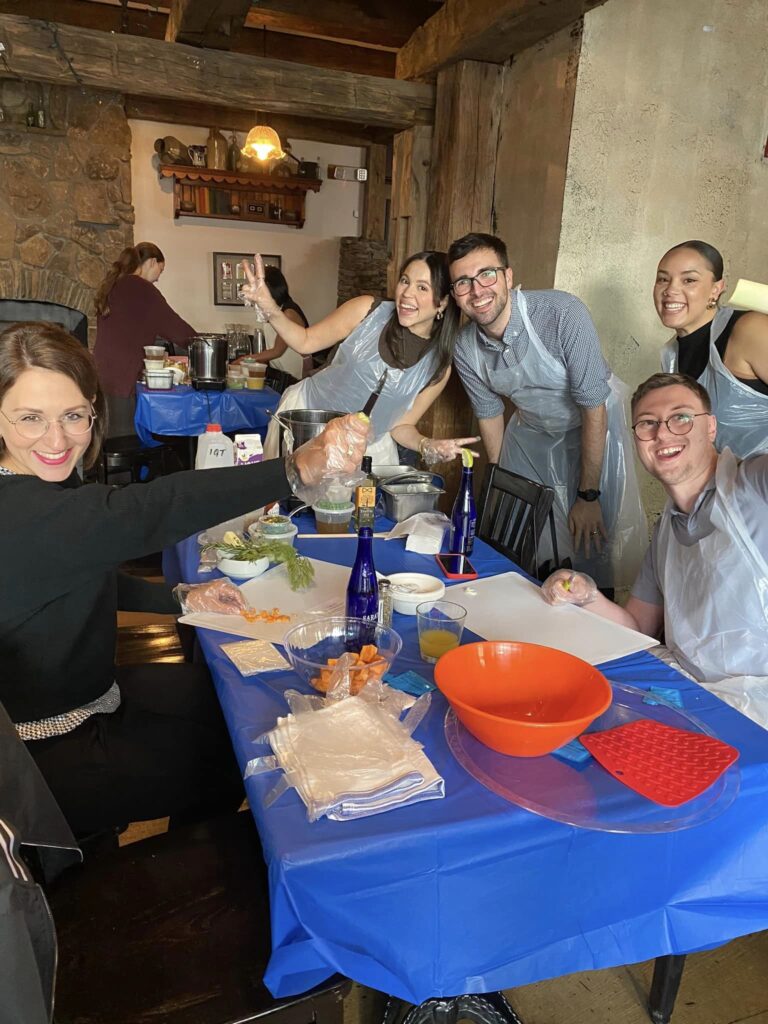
[653,247,724,336]
[632,384,717,504]
[448,247,514,337]
[0,367,94,481]
[394,259,447,339]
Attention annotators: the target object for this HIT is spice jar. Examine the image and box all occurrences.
[377,578,393,628]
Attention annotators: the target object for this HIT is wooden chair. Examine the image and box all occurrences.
[50,811,350,1024]
[476,463,560,580]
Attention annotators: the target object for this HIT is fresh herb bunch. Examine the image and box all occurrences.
[210,535,314,590]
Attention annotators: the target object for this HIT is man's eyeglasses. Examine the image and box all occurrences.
[632,412,709,442]
[450,266,507,297]
[1,408,97,441]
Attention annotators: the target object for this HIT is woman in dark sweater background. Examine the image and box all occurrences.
[0,321,369,840]
[93,242,196,436]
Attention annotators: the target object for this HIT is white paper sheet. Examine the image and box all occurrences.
[450,572,658,665]
[728,278,768,315]
[179,557,350,644]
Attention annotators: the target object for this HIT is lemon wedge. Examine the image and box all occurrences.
[461,448,474,468]
[222,530,244,547]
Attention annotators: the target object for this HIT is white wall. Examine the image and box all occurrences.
[129,120,364,346]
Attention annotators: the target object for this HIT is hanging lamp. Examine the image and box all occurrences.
[241,119,285,163]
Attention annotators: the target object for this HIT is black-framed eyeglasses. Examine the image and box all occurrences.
[0,407,97,441]
[450,266,507,297]
[632,412,709,441]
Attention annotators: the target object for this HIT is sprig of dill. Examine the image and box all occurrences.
[209,538,314,590]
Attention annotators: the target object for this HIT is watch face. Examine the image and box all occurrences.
[578,489,600,502]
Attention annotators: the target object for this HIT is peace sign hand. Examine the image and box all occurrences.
[240,254,280,319]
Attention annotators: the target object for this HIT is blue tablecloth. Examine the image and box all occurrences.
[166,517,768,1004]
[134,383,279,446]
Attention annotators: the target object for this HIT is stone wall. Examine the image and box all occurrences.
[336,237,389,305]
[0,81,134,345]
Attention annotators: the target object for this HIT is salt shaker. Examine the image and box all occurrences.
[377,578,393,628]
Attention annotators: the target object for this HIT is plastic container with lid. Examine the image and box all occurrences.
[313,502,355,534]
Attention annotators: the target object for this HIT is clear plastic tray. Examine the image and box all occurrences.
[445,683,741,833]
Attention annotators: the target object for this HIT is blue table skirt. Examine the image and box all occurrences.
[166,521,768,1004]
[134,383,279,446]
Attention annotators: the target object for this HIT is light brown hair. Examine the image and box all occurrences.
[0,322,106,468]
[95,242,165,317]
[631,372,712,415]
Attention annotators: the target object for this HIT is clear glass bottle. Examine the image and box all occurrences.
[346,527,379,634]
[449,464,477,555]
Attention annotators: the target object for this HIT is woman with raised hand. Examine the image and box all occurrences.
[654,239,768,457]
[242,251,479,464]
[0,320,368,841]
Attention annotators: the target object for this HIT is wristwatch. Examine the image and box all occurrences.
[577,488,601,502]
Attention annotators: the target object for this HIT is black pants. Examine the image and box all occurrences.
[28,663,244,839]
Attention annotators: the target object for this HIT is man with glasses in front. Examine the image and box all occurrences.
[448,232,646,590]
[543,372,768,727]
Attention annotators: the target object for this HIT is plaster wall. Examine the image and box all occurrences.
[130,119,363,375]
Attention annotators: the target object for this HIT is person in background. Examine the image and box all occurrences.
[543,372,768,729]
[93,243,196,436]
[242,251,479,465]
[655,239,768,457]
[234,265,309,384]
[448,232,646,589]
[0,321,369,840]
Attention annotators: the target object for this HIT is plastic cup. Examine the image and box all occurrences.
[416,600,467,664]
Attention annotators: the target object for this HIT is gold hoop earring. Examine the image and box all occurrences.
[707,298,717,310]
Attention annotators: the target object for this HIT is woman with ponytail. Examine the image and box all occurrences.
[93,243,196,435]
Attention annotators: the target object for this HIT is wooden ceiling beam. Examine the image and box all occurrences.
[165,0,252,50]
[125,96,394,147]
[0,14,433,128]
[397,0,606,80]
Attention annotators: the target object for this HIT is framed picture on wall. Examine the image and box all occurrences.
[212,252,281,306]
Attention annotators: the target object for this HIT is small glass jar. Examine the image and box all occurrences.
[377,579,393,628]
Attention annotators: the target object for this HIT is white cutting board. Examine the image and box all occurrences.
[449,572,658,665]
[179,557,349,644]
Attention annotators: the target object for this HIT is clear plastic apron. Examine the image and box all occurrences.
[660,307,768,459]
[263,302,437,464]
[493,289,647,587]
[658,448,768,729]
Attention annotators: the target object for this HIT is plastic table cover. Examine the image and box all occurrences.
[165,515,768,1005]
[134,383,278,446]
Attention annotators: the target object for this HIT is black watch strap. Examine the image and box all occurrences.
[577,488,601,502]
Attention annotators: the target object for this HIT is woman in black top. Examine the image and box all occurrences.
[0,322,368,839]
[654,239,768,457]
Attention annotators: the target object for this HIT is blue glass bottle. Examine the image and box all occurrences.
[346,527,379,636]
[449,465,477,555]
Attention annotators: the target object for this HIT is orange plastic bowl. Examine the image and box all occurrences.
[434,641,612,757]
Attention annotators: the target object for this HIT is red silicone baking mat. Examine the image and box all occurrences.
[580,718,739,807]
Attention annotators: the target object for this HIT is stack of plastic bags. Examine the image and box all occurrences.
[245,654,444,822]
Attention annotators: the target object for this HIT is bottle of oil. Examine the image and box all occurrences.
[354,455,377,531]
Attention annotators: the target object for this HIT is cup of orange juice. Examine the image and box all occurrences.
[416,600,467,664]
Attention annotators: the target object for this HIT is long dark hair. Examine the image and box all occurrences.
[381,251,459,386]
[95,242,165,317]
[0,322,106,468]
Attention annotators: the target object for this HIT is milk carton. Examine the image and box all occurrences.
[234,433,264,466]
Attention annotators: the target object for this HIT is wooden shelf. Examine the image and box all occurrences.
[158,164,321,228]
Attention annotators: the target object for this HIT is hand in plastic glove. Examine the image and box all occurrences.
[540,570,598,607]
[173,578,247,615]
[240,254,281,320]
[286,413,371,503]
[420,436,481,466]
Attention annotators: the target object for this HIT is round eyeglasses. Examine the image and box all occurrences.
[1,408,97,441]
[632,411,709,442]
[450,266,507,297]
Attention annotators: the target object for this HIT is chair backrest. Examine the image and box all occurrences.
[477,463,559,579]
[0,299,88,347]
[265,367,299,395]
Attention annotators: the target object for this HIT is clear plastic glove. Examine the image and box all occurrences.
[540,570,598,607]
[173,578,247,615]
[420,436,481,466]
[286,413,371,505]
[240,254,281,320]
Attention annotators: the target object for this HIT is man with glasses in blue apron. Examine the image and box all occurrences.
[448,233,646,590]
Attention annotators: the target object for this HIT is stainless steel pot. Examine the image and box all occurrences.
[274,408,345,455]
[189,335,228,382]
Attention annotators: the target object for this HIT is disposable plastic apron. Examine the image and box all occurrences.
[657,448,768,729]
[263,302,438,464]
[494,288,647,587]
[660,307,768,459]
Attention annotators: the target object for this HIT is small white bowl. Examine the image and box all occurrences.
[216,554,269,580]
[386,572,446,615]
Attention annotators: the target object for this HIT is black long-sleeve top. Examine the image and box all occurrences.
[0,460,290,724]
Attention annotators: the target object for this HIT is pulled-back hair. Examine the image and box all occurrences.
[0,322,106,467]
[631,372,712,415]
[447,233,509,268]
[382,251,459,386]
[95,242,165,317]
[662,240,724,281]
